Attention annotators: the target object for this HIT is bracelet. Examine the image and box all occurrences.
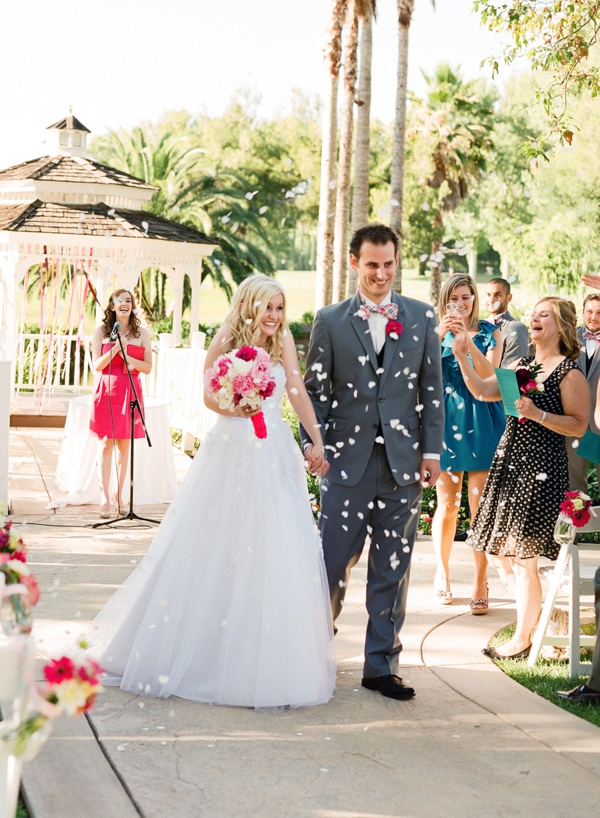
[539,410,547,424]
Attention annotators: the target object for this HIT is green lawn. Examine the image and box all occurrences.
[488,624,600,728]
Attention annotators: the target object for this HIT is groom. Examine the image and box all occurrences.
[303,223,444,700]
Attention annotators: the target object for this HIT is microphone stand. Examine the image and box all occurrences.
[93,328,160,528]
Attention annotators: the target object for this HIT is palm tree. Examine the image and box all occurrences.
[315,0,347,311]
[413,65,495,305]
[348,1,377,296]
[390,0,435,293]
[332,0,360,303]
[92,128,274,304]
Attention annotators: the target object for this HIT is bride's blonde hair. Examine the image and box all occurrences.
[224,273,287,364]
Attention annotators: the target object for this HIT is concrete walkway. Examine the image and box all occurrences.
[6,427,600,818]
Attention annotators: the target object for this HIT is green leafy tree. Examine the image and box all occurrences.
[475,0,600,150]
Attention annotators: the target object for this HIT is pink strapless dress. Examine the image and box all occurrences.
[90,344,146,440]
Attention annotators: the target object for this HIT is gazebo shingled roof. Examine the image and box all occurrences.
[0,155,157,190]
[0,112,218,352]
[0,200,214,244]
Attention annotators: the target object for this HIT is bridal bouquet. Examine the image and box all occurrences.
[205,346,276,439]
[515,361,544,424]
[0,653,104,759]
[0,505,40,635]
[560,490,593,528]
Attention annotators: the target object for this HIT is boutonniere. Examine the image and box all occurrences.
[385,320,404,340]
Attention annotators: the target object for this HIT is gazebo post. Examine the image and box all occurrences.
[188,266,202,335]
[170,267,184,346]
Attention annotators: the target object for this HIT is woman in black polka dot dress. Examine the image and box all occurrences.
[452,297,590,659]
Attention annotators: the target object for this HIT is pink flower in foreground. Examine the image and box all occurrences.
[260,381,276,399]
[44,657,76,686]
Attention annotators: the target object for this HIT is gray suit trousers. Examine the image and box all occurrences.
[319,443,421,678]
[590,568,600,691]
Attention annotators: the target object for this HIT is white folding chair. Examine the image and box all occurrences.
[0,635,35,818]
[529,509,599,676]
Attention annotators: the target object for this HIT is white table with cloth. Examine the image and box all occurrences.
[47,395,178,508]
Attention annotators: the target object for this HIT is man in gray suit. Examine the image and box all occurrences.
[303,224,444,701]
[567,293,600,492]
[484,278,529,367]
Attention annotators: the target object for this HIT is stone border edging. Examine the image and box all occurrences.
[421,603,600,777]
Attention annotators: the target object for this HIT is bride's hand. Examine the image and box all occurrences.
[234,404,261,419]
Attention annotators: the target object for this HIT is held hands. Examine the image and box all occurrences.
[514,395,540,421]
[304,443,330,477]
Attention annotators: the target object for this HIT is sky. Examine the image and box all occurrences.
[0,0,504,168]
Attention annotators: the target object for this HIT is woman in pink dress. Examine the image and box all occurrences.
[90,289,152,517]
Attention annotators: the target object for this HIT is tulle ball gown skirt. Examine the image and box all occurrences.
[85,404,336,709]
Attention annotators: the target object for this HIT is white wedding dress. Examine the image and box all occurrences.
[85,365,336,709]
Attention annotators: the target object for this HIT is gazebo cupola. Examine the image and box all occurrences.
[45,108,91,158]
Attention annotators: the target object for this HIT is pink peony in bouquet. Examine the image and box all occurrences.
[205,346,276,439]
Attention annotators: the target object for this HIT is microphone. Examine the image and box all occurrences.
[110,321,121,341]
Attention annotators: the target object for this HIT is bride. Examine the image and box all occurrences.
[84,274,336,709]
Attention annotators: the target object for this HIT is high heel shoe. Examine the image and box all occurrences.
[99,502,111,519]
[482,644,531,661]
[470,584,489,616]
[434,588,453,605]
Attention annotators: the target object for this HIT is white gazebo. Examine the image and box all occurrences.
[0,111,218,359]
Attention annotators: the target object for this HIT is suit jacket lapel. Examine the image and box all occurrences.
[350,294,378,368]
[379,291,405,388]
[577,326,588,375]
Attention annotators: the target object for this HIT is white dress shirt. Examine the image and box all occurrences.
[586,337,599,359]
[360,291,391,355]
[359,291,439,462]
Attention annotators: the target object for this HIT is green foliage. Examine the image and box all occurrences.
[488,623,600,728]
[419,476,471,535]
[475,0,600,149]
[281,397,320,520]
[16,798,29,818]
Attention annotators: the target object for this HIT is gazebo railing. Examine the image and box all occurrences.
[15,334,95,393]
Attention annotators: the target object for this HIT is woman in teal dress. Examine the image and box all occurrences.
[431,274,505,612]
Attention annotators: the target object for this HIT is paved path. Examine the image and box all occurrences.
[6,427,600,818]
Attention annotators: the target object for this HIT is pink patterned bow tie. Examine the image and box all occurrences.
[582,328,600,342]
[357,301,398,321]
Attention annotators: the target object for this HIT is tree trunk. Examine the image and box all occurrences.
[332,0,359,304]
[389,0,414,294]
[501,253,509,278]
[468,249,477,278]
[429,238,444,307]
[315,0,347,311]
[348,13,373,296]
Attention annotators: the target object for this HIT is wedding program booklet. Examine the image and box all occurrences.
[494,368,521,418]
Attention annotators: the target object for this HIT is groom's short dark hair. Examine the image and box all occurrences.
[350,223,398,259]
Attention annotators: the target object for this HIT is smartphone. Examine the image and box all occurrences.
[446,303,461,315]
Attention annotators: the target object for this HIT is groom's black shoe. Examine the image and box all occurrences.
[361,675,415,700]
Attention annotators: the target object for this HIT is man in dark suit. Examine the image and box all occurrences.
[303,223,444,701]
[567,293,600,492]
[484,278,529,368]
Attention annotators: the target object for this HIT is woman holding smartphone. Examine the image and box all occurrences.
[431,274,505,612]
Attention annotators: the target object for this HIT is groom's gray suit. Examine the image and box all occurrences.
[303,291,444,678]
